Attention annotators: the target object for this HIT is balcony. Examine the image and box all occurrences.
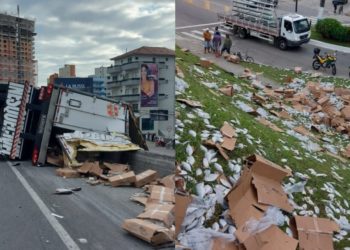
[107,77,140,88]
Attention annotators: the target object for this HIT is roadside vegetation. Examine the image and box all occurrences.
[176,47,350,249]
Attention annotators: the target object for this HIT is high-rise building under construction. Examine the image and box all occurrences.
[0,12,36,85]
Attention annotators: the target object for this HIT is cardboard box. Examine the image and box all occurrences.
[109,171,136,187]
[175,194,192,236]
[56,168,80,178]
[317,96,330,106]
[243,225,298,250]
[78,161,94,174]
[257,118,283,132]
[293,216,339,250]
[103,162,129,172]
[148,185,175,204]
[135,170,158,188]
[122,218,174,245]
[137,203,174,228]
[220,122,236,138]
[89,162,103,177]
[216,143,230,161]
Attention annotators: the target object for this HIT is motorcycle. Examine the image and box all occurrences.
[155,136,166,147]
[312,48,337,76]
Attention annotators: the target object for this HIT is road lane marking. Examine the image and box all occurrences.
[176,22,222,30]
[180,31,203,41]
[8,162,80,250]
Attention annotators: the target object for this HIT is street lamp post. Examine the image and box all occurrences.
[295,0,298,12]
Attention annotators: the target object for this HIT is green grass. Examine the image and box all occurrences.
[311,26,350,48]
[176,46,350,249]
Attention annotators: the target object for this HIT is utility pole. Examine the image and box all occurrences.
[295,0,298,12]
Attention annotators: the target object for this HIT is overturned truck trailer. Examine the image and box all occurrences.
[0,81,147,165]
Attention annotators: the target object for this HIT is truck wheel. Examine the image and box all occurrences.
[232,25,238,35]
[238,28,247,39]
[278,38,287,50]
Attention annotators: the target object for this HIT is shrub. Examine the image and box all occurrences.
[315,18,350,42]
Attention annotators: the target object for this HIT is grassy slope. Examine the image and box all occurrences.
[176,47,350,249]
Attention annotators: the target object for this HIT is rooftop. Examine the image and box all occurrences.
[111,46,175,61]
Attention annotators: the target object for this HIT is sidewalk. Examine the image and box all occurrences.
[176,35,279,86]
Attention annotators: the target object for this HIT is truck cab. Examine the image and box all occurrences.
[278,14,311,50]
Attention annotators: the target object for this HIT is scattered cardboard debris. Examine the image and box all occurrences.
[256,117,283,132]
[148,185,175,204]
[216,143,230,160]
[56,168,80,178]
[137,203,175,228]
[176,98,203,108]
[47,153,64,166]
[103,162,129,173]
[175,194,192,237]
[226,55,240,64]
[122,219,174,245]
[176,65,185,78]
[221,137,237,151]
[219,85,234,96]
[220,122,236,138]
[200,58,212,68]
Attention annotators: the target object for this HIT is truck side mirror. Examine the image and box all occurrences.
[309,19,312,28]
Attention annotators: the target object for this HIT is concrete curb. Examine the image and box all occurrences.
[309,39,350,53]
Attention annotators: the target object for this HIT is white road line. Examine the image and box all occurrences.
[176,22,222,30]
[180,31,203,41]
[8,162,80,250]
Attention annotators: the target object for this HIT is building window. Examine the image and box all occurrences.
[152,57,156,62]
[150,110,168,121]
[165,58,168,61]
[142,118,154,130]
[128,57,132,63]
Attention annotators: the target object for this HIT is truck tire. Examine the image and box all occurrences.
[232,25,238,35]
[238,28,247,39]
[277,38,288,50]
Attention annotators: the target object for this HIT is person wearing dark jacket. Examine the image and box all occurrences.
[221,34,232,55]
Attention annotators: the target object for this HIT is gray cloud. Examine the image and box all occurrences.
[1,0,175,85]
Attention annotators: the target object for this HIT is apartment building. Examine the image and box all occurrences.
[107,46,175,139]
[0,12,36,85]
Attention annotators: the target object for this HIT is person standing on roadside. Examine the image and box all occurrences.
[221,34,232,56]
[203,29,212,54]
[338,3,344,14]
[212,26,222,57]
[332,0,338,14]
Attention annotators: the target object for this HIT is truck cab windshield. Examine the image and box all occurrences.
[293,19,310,34]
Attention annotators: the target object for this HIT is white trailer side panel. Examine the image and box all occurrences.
[53,89,127,134]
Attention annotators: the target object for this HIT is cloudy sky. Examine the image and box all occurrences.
[1,0,175,85]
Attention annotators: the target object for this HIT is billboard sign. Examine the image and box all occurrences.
[140,63,158,107]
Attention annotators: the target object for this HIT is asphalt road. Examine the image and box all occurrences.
[176,0,350,78]
[0,160,154,250]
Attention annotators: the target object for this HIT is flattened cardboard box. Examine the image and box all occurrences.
[220,122,236,138]
[135,169,158,188]
[78,161,95,174]
[226,168,268,227]
[293,216,339,250]
[160,174,175,189]
[243,225,298,250]
[122,218,174,245]
[56,168,80,178]
[176,98,203,108]
[109,171,136,187]
[221,137,236,151]
[212,237,242,250]
[47,154,64,167]
[148,185,175,204]
[138,203,174,228]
